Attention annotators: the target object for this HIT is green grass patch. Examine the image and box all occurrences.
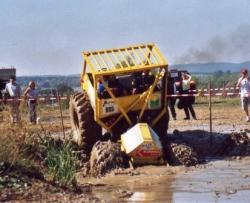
[43,137,78,188]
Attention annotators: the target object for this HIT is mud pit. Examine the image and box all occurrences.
[168,129,250,157]
[76,128,250,202]
[79,157,250,202]
[85,139,200,177]
[84,129,250,177]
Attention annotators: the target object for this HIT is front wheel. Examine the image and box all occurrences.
[69,91,101,156]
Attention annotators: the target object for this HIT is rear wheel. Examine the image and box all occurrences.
[69,91,101,156]
[153,111,169,138]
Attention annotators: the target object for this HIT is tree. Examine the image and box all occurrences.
[214,70,224,77]
[57,83,74,96]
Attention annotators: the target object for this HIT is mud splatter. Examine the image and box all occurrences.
[164,141,198,166]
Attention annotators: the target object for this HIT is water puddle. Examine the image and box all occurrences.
[81,157,250,202]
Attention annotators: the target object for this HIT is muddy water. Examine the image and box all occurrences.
[171,157,250,203]
[79,157,250,202]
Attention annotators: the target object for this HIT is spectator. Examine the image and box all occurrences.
[236,68,250,122]
[24,81,38,124]
[167,76,177,120]
[181,72,197,120]
[189,80,197,108]
[5,76,21,123]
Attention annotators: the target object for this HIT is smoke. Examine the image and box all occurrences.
[175,24,250,64]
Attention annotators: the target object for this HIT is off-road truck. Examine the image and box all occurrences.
[69,43,170,155]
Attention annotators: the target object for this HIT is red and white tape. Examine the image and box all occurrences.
[0,87,248,102]
[0,97,69,102]
[197,86,239,92]
[166,92,250,97]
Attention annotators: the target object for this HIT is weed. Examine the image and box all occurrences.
[43,137,78,188]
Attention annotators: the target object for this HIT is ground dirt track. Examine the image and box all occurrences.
[0,100,250,202]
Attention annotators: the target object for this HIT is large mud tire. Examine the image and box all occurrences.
[69,92,101,155]
[165,141,198,166]
[90,141,126,177]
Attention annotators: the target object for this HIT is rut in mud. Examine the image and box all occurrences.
[81,129,250,177]
[86,139,199,177]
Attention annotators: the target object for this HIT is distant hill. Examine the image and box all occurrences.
[171,61,250,73]
[17,75,80,89]
[16,61,250,89]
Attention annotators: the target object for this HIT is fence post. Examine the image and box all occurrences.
[57,90,66,139]
[209,81,213,146]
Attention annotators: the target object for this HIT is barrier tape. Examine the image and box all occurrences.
[166,92,250,97]
[200,87,239,92]
[0,97,69,102]
[0,86,248,102]
[166,93,243,97]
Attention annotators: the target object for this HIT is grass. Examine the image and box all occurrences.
[0,120,78,190]
[195,96,240,106]
[0,124,42,180]
[44,137,78,188]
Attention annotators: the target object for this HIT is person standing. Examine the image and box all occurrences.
[5,76,21,123]
[236,69,250,122]
[24,81,38,124]
[167,76,177,120]
[181,72,197,120]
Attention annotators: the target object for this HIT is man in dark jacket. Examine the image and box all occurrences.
[167,76,177,120]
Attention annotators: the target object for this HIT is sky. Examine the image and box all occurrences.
[0,0,250,76]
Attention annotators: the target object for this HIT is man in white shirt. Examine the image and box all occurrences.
[5,76,21,123]
[236,69,250,122]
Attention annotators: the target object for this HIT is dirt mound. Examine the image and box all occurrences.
[89,141,127,177]
[168,129,250,158]
[228,130,250,156]
[164,141,198,166]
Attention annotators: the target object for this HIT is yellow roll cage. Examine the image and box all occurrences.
[81,43,169,133]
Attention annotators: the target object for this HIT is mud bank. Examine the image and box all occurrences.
[168,129,250,157]
[84,129,250,177]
